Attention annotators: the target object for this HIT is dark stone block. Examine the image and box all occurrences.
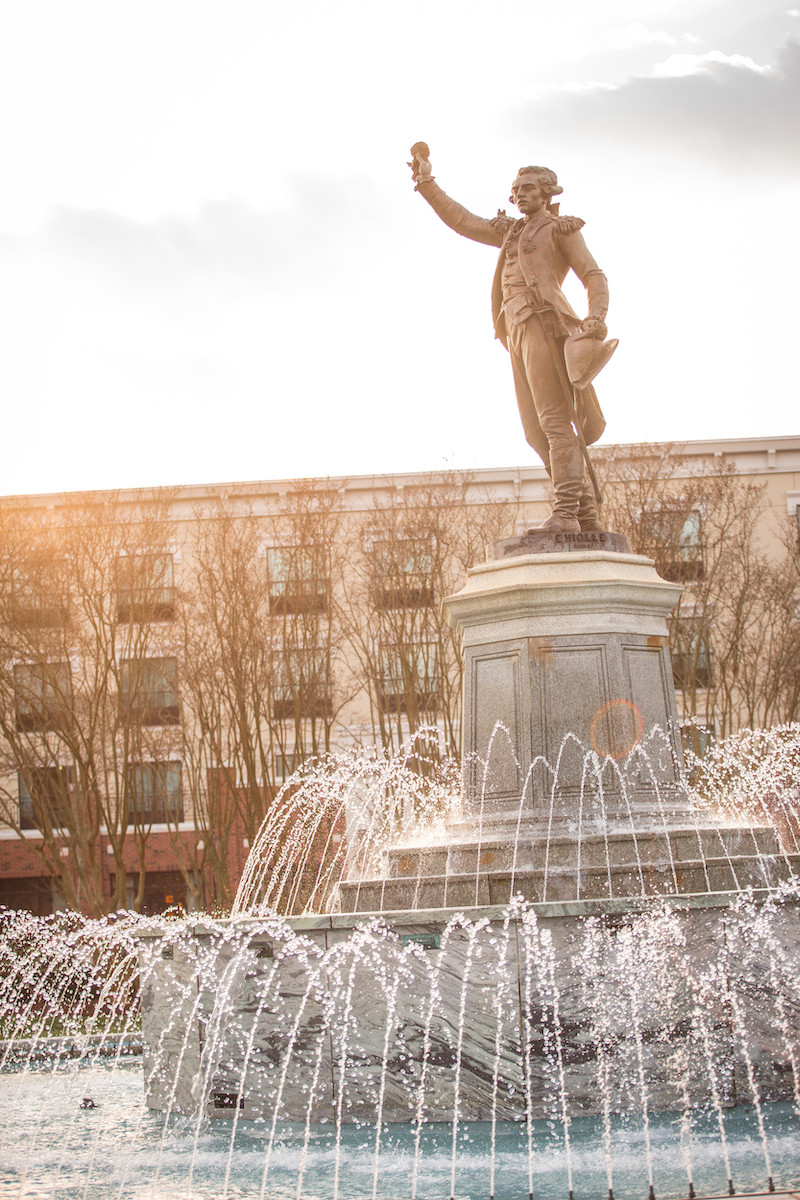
[493,530,632,558]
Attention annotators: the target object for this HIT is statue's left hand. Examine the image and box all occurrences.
[580,315,608,340]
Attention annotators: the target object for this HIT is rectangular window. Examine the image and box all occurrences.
[117,554,175,622]
[120,657,180,725]
[0,876,54,916]
[117,869,187,915]
[377,642,439,713]
[680,723,714,760]
[641,507,705,582]
[370,537,434,609]
[14,662,72,732]
[9,573,67,628]
[273,750,306,781]
[18,766,74,831]
[672,636,712,691]
[266,546,328,614]
[272,647,331,720]
[126,761,184,823]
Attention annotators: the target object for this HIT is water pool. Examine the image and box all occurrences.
[1,1063,798,1199]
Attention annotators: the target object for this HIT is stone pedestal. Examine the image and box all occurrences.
[443,537,685,816]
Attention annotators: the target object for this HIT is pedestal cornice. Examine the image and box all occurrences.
[444,551,683,640]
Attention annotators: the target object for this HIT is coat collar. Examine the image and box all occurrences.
[501,209,552,249]
[522,209,553,236]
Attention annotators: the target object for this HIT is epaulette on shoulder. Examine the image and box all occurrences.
[490,213,515,234]
[553,215,585,235]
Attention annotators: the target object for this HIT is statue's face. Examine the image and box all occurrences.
[511,177,547,216]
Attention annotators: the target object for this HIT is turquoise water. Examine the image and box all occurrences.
[1,1063,799,1199]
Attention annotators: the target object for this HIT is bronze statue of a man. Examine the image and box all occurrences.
[409,143,617,533]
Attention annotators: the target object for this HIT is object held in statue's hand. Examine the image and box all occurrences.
[408,142,432,182]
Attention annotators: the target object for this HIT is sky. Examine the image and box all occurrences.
[0,0,798,496]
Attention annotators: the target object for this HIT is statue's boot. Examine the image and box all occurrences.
[578,485,605,532]
[538,443,582,533]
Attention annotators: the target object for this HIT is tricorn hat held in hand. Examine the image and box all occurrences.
[564,332,619,389]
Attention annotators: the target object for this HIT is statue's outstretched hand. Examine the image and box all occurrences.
[408,141,433,186]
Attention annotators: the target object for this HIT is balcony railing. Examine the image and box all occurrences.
[120,690,181,726]
[117,586,176,623]
[9,593,69,628]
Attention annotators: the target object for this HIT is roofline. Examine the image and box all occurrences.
[1,433,798,508]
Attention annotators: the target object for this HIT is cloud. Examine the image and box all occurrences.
[526,39,800,174]
[0,173,384,299]
[651,51,771,78]
[563,23,702,64]
[596,23,679,52]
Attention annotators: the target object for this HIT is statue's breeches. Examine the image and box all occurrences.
[507,315,579,468]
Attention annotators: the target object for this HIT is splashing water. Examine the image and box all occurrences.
[1,726,800,1199]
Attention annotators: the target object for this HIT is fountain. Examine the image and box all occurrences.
[0,751,799,1198]
[128,536,798,1137]
[2,534,798,1199]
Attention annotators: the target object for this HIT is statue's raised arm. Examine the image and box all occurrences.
[407,141,618,535]
[408,142,508,248]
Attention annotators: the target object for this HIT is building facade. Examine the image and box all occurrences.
[1,436,798,915]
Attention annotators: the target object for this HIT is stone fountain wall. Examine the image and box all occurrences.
[138,892,800,1123]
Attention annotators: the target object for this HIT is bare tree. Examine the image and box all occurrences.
[0,492,182,916]
[179,482,356,909]
[337,473,519,759]
[733,516,800,729]
[596,445,800,740]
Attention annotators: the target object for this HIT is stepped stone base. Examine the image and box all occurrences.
[338,808,799,911]
[338,827,800,911]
